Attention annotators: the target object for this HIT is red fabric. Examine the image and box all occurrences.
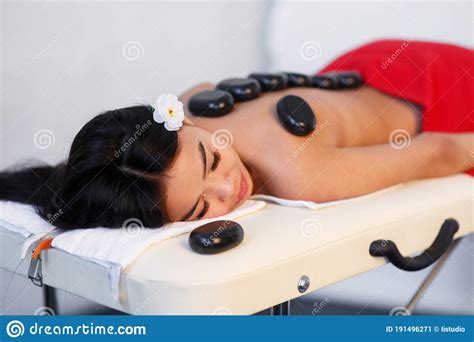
[318,39,474,176]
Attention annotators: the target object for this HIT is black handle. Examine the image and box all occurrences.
[369,218,459,271]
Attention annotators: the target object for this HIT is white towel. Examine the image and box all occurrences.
[0,201,55,237]
[51,199,265,302]
[250,183,404,209]
[0,201,58,258]
[0,198,266,302]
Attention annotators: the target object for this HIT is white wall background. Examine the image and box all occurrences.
[266,0,473,73]
[1,0,472,315]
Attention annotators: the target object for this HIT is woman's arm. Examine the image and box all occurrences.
[287,132,473,202]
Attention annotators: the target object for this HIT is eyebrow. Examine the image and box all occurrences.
[179,141,207,221]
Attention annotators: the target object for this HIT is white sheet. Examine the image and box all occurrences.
[250,183,403,209]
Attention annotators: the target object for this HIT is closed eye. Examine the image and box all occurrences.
[210,151,221,172]
[196,200,209,219]
[196,151,220,219]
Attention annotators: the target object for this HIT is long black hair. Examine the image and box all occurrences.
[0,105,181,229]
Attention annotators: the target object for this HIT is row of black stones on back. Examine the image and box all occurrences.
[188,71,362,137]
[188,71,362,117]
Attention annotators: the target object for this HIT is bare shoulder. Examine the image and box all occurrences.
[263,144,346,202]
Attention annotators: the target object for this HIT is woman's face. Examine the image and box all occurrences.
[164,124,254,222]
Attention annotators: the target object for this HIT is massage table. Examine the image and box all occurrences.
[0,174,472,315]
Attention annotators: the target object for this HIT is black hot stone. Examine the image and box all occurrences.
[248,73,288,92]
[311,71,363,90]
[284,72,311,87]
[333,71,363,88]
[276,95,316,136]
[188,90,234,117]
[311,74,340,89]
[216,78,261,102]
[189,220,244,255]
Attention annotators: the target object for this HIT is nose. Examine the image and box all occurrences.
[208,175,234,202]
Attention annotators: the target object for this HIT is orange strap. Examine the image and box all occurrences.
[32,238,53,260]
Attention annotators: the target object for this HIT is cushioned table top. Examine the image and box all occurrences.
[0,175,472,315]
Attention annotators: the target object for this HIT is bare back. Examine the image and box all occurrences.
[182,84,419,197]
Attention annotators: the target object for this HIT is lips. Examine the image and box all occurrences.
[236,170,248,206]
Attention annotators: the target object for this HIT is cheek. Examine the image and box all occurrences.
[222,148,240,169]
[207,202,233,218]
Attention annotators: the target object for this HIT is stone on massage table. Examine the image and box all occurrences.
[189,220,244,255]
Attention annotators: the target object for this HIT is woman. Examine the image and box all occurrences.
[1,39,473,229]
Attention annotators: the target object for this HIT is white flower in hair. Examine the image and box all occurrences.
[153,94,185,131]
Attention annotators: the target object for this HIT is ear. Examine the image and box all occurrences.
[183,116,195,126]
